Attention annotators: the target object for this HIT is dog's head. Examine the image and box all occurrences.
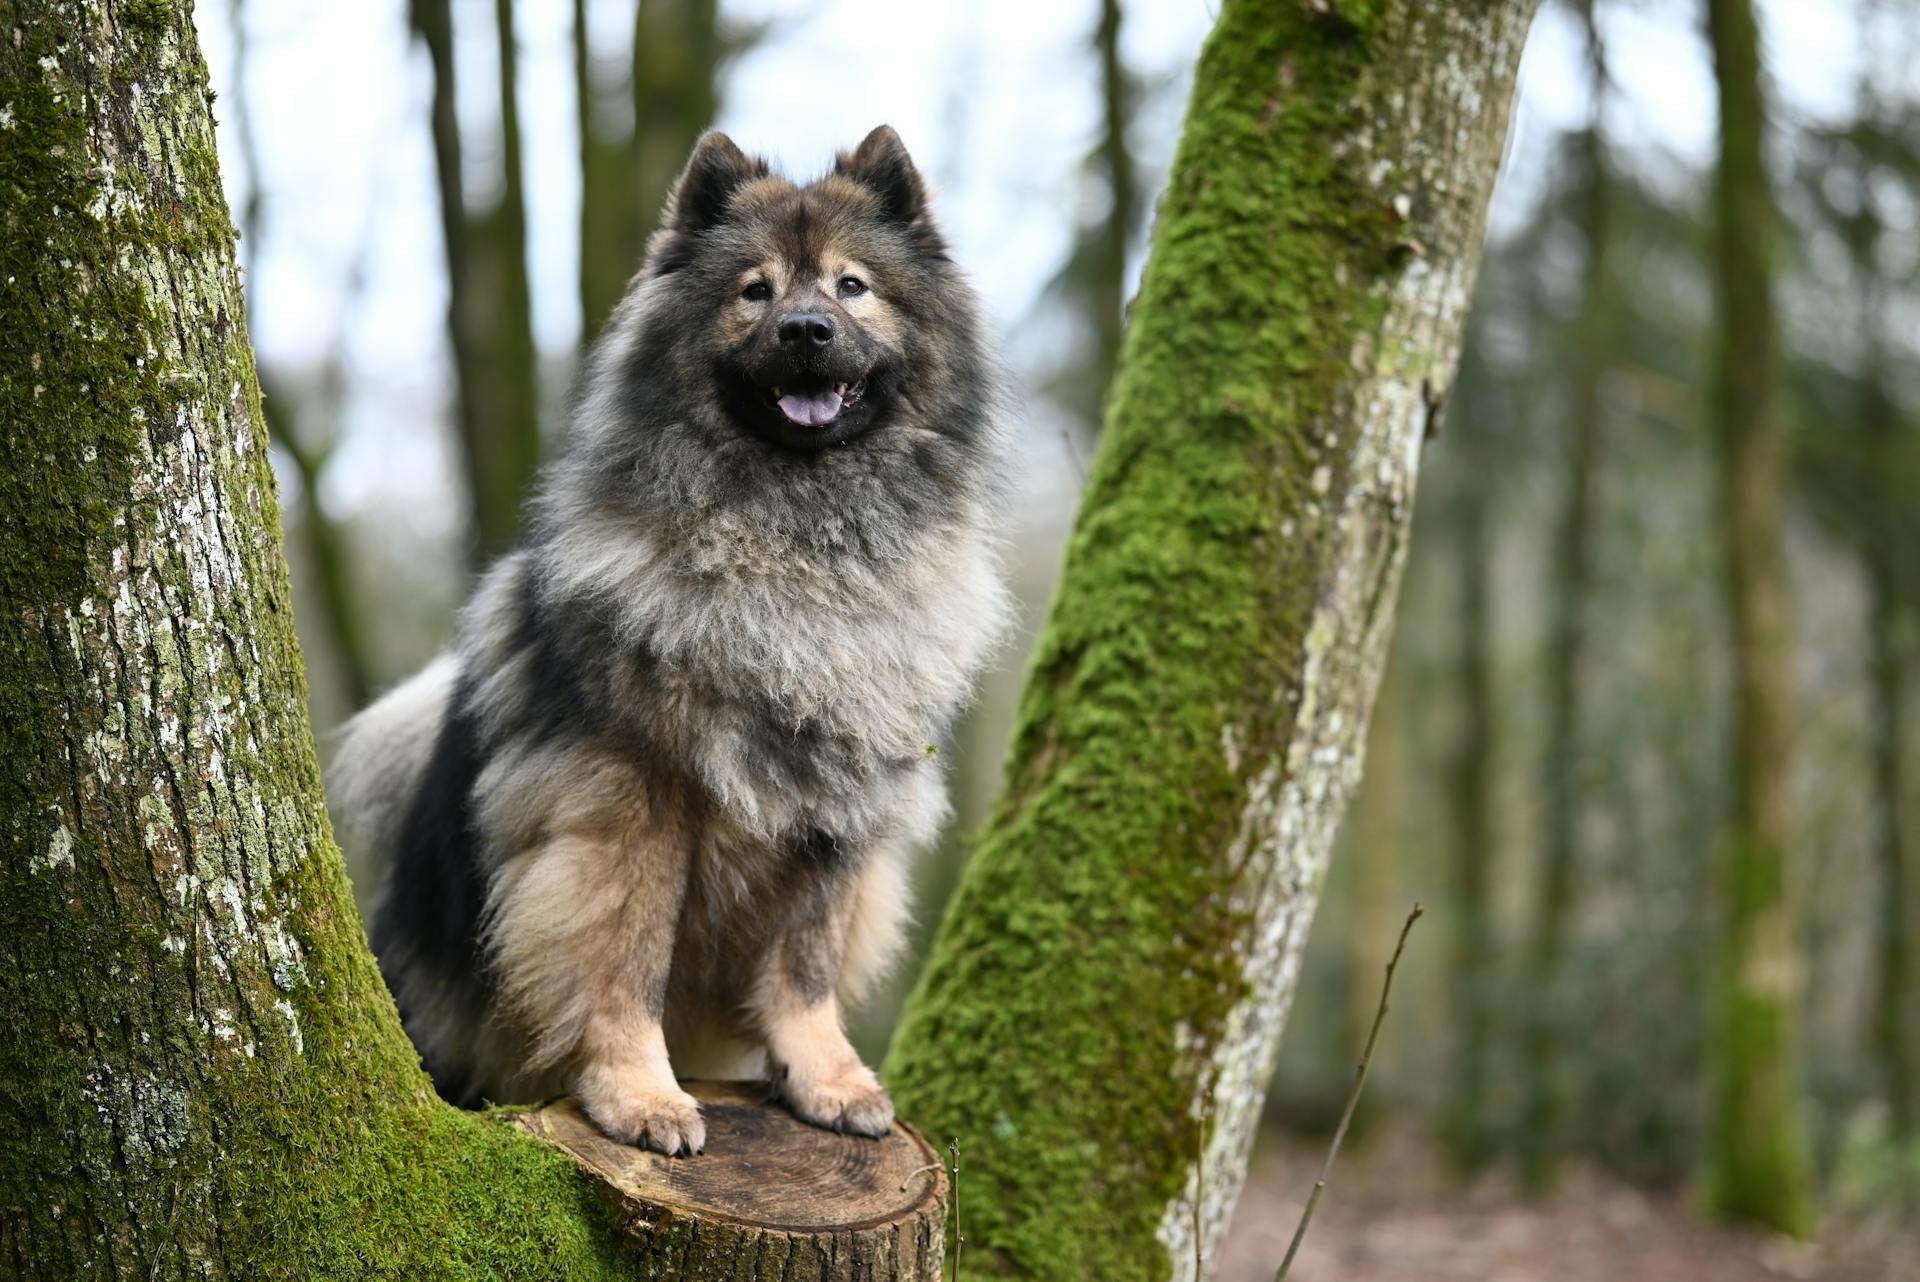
[635,127,969,452]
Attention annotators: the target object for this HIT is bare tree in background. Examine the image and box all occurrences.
[1040,0,1143,436]
[1442,338,1501,1175]
[227,0,377,708]
[1521,0,1614,1193]
[414,0,542,565]
[576,0,726,342]
[1836,44,1920,1162]
[1703,0,1817,1238]
[1792,89,1920,1157]
[1857,173,1916,1161]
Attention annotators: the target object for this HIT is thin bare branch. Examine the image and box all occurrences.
[1275,902,1424,1282]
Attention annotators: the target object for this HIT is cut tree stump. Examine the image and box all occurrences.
[513,1082,948,1279]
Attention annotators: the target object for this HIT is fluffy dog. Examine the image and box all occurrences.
[331,127,1010,1154]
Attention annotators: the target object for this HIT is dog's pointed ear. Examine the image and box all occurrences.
[664,131,767,235]
[834,126,929,226]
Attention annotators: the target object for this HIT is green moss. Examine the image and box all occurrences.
[0,5,637,1277]
[884,2,1448,1277]
[194,836,632,1280]
[0,14,153,610]
[1699,0,1818,1239]
[1706,983,1816,1239]
[1704,833,1817,1240]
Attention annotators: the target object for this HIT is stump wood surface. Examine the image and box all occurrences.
[514,1082,949,1279]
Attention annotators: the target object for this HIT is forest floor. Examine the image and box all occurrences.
[1216,1126,1915,1282]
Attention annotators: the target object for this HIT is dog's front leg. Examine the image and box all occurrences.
[489,819,702,1155]
[750,881,894,1137]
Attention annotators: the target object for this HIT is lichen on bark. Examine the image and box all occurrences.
[884,3,1535,1278]
[0,5,632,1277]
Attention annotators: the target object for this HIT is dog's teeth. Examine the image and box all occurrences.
[835,383,848,396]
[773,386,784,397]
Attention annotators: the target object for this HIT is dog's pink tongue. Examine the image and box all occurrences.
[777,389,844,427]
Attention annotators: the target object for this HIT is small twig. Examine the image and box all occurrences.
[949,1136,964,1282]
[1194,1082,1211,1280]
[1274,902,1424,1282]
[899,1161,942,1193]
[1060,424,1089,486]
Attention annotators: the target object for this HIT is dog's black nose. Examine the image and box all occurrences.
[778,313,835,348]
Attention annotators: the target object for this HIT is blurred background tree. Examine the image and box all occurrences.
[413,0,542,564]
[198,0,1920,1273]
[1703,0,1818,1236]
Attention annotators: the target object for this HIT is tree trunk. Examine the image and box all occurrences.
[1702,0,1817,1239]
[268,384,377,710]
[1444,404,1498,1174]
[1520,0,1611,1193]
[1861,281,1913,1151]
[1087,0,1138,429]
[1866,520,1912,1150]
[515,1086,946,1278]
[1041,0,1142,438]
[578,0,720,342]
[575,0,614,337]
[884,3,1536,1277]
[227,0,376,711]
[1349,653,1403,1115]
[413,0,542,566]
[0,7,938,1276]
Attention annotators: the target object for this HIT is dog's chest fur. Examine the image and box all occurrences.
[482,492,1007,855]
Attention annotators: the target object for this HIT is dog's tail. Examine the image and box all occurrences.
[327,653,459,858]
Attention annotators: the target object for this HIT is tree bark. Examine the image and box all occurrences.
[413,0,542,566]
[265,380,377,711]
[1703,0,1817,1239]
[1865,506,1912,1150]
[0,6,937,1277]
[1040,0,1142,439]
[1348,654,1403,1113]
[884,3,1536,1277]
[226,0,376,711]
[1860,279,1913,1151]
[578,0,720,342]
[1086,0,1138,430]
[1520,0,1611,1192]
[515,1086,946,1279]
[1444,382,1498,1174]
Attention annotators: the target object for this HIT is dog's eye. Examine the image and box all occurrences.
[837,275,867,299]
[742,281,773,302]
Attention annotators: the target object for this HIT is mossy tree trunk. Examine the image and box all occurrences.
[0,7,947,1278]
[413,0,542,566]
[0,4,629,1275]
[884,2,1536,1277]
[1520,0,1612,1193]
[1702,0,1818,1239]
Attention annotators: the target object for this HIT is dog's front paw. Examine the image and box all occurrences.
[579,1079,706,1156]
[781,1063,895,1137]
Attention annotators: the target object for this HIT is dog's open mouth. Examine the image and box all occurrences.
[769,377,866,428]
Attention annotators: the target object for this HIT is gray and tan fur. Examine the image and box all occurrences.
[331,127,1011,1154]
